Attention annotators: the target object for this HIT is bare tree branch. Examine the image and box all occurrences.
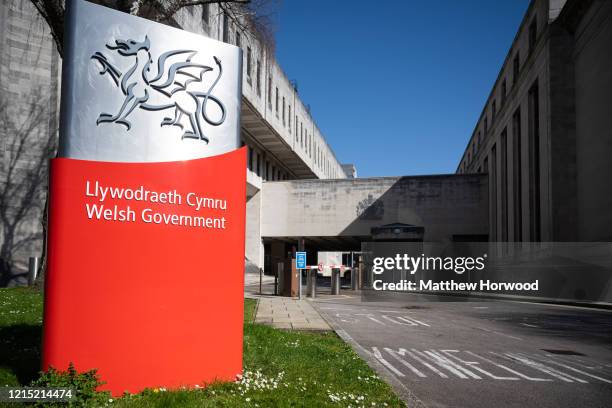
[29,0,277,57]
[30,0,65,55]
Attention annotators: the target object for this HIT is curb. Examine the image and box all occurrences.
[312,301,427,408]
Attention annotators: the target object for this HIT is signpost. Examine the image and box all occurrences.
[296,252,307,269]
[43,0,245,396]
[296,252,306,299]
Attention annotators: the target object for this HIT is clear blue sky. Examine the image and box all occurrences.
[273,1,530,177]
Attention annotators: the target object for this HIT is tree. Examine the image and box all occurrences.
[30,0,277,58]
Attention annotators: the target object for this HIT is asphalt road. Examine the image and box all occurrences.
[312,292,612,408]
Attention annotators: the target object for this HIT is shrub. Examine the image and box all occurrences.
[30,363,110,407]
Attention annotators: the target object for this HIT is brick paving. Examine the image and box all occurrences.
[254,295,331,331]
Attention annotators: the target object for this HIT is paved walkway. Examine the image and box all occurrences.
[254,296,331,331]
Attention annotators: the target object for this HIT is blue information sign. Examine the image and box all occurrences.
[296,252,307,269]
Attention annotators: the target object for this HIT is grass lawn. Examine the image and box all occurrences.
[0,288,405,407]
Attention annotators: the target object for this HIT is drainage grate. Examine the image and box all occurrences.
[541,349,586,356]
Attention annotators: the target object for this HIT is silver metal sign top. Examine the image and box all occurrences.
[59,0,243,162]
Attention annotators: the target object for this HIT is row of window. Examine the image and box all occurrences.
[245,143,290,182]
[224,17,339,179]
[468,80,541,242]
[461,14,538,171]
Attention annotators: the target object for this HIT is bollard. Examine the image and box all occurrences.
[306,268,313,296]
[331,268,340,295]
[308,268,317,298]
[298,269,303,300]
[28,257,39,286]
[351,267,358,291]
[275,262,283,295]
[277,263,284,296]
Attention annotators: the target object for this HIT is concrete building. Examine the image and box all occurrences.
[0,1,60,285]
[1,0,609,291]
[0,0,347,284]
[172,4,349,270]
[456,0,612,243]
[260,174,488,281]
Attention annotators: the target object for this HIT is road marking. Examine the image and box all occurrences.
[417,350,470,379]
[372,347,405,377]
[403,349,450,378]
[475,326,523,341]
[425,350,482,379]
[355,313,387,325]
[326,310,431,327]
[441,350,519,380]
[520,323,539,328]
[381,315,430,327]
[524,353,612,384]
[335,313,359,323]
[494,353,587,383]
[465,351,548,381]
[383,348,427,378]
[370,348,612,383]
[543,354,612,375]
[400,316,430,327]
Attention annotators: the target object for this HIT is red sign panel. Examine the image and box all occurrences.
[43,148,246,396]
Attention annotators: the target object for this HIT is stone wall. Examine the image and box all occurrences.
[0,1,60,285]
[261,174,488,242]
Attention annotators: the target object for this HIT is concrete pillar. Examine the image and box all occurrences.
[331,268,340,295]
[307,268,316,298]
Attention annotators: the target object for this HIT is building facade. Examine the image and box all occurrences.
[0,0,348,284]
[456,0,612,243]
[0,1,61,285]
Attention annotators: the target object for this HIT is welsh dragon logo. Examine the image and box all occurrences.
[91,36,226,143]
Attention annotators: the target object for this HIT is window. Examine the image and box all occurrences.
[248,145,253,171]
[295,119,298,141]
[275,87,279,115]
[309,134,312,156]
[528,17,537,54]
[201,4,209,25]
[288,105,292,131]
[246,47,252,84]
[501,128,508,242]
[266,161,270,181]
[484,116,488,133]
[501,79,507,105]
[478,131,482,146]
[528,81,540,241]
[256,60,261,96]
[271,166,276,181]
[235,31,241,48]
[492,100,496,122]
[282,97,285,125]
[513,52,520,86]
[472,139,477,156]
[222,13,229,42]
[300,123,303,147]
[490,144,497,240]
[256,153,261,176]
[512,108,522,241]
[267,77,272,106]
